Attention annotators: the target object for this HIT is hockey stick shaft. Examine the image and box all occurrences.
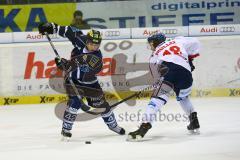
[109,78,163,108]
[45,33,60,58]
[109,92,139,108]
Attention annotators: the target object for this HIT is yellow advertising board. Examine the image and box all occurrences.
[1,88,240,106]
[0,3,76,32]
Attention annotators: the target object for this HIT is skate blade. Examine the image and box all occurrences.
[188,128,200,135]
[126,135,144,142]
[61,136,71,142]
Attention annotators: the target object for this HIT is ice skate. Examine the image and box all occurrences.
[61,129,72,141]
[109,125,125,135]
[187,112,200,134]
[127,123,152,141]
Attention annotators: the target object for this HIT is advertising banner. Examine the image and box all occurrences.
[189,24,240,36]
[0,3,76,32]
[0,36,240,105]
[0,33,12,43]
[1,24,240,43]
[77,0,240,29]
[12,32,68,43]
[1,0,239,33]
[100,28,131,40]
[131,26,188,39]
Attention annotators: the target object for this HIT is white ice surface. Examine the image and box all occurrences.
[0,98,240,160]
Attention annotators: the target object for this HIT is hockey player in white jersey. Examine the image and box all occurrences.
[128,33,200,140]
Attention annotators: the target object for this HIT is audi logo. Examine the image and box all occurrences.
[220,26,235,32]
[104,31,121,37]
[161,29,178,35]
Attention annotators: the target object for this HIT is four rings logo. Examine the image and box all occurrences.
[220,26,235,32]
[104,31,120,37]
[161,29,178,35]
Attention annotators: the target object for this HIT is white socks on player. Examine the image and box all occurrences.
[143,97,165,124]
[143,96,195,124]
[178,97,195,116]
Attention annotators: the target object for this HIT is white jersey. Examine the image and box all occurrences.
[150,36,200,72]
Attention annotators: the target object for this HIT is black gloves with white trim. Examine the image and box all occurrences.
[38,22,58,35]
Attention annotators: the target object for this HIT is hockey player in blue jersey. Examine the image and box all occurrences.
[38,22,125,139]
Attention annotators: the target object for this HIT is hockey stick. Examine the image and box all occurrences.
[45,33,61,59]
[112,78,164,108]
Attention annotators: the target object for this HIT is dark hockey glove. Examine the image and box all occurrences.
[189,59,195,72]
[38,22,58,35]
[55,57,71,71]
[188,54,199,72]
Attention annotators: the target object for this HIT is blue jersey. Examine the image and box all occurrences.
[57,26,103,84]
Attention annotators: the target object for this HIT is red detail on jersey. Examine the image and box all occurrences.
[162,45,182,56]
[163,49,171,56]
[161,45,188,60]
[155,41,176,55]
[188,53,200,60]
